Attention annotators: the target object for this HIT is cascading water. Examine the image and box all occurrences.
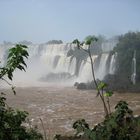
[109,52,117,74]
[68,57,76,75]
[41,43,74,74]
[131,50,136,85]
[0,41,117,86]
[95,53,109,80]
[77,56,98,82]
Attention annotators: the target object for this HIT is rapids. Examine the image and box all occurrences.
[3,86,140,138]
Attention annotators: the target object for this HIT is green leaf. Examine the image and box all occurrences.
[84,129,91,138]
[104,91,113,97]
[17,65,25,71]
[72,39,80,45]
[85,36,98,45]
[89,131,96,140]
[4,44,28,80]
[98,81,107,90]
[72,39,81,49]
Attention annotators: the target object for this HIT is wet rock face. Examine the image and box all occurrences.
[74,82,79,87]
[74,81,96,90]
[75,73,140,92]
[103,74,131,92]
[76,83,87,90]
[103,74,140,92]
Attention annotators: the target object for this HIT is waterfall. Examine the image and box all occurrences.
[68,57,76,75]
[95,53,109,80]
[131,50,136,85]
[109,52,117,74]
[77,56,98,82]
[76,52,117,82]
[40,44,72,73]
[0,42,117,85]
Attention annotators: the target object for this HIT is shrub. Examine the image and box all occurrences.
[73,101,140,140]
[0,44,43,140]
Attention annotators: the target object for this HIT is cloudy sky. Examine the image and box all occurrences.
[0,0,140,43]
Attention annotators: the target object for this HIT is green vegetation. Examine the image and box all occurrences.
[0,45,43,140]
[72,101,140,140]
[71,37,112,117]
[104,32,140,92]
[114,32,140,82]
[0,44,29,80]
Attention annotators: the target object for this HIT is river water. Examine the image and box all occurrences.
[2,86,140,138]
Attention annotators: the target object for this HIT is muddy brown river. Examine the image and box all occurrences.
[2,86,140,139]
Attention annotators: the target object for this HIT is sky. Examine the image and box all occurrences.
[0,0,140,43]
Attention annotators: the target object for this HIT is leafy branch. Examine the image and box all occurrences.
[0,44,29,80]
[72,37,113,117]
[0,44,43,140]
